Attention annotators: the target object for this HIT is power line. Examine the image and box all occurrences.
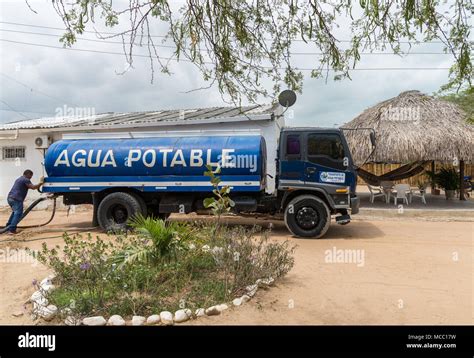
[0,20,447,44]
[0,72,80,107]
[0,99,31,119]
[0,38,178,60]
[0,20,168,38]
[0,28,176,49]
[0,108,55,115]
[0,38,452,71]
[0,28,454,56]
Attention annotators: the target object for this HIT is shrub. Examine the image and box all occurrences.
[112,215,194,266]
[30,221,295,319]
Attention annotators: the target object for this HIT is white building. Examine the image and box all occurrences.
[0,104,285,207]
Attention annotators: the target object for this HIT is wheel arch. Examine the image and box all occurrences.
[281,189,335,213]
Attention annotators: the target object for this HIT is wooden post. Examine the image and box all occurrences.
[460,160,465,201]
[431,161,436,193]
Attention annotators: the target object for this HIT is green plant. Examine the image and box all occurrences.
[208,225,296,295]
[113,215,193,266]
[29,233,119,313]
[29,223,295,319]
[426,167,460,191]
[203,165,235,233]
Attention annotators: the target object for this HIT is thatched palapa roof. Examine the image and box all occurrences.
[342,90,474,165]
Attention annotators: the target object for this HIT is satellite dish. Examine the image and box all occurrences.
[278,90,297,108]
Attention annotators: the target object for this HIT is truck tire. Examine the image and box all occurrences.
[97,192,142,232]
[284,194,331,238]
[130,192,147,217]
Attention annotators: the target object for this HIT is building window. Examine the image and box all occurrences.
[2,146,26,160]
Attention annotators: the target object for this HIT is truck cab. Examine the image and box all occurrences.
[277,128,359,238]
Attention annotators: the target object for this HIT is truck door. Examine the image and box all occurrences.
[303,132,351,187]
[279,133,305,185]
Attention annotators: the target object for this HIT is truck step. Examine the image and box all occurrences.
[335,214,351,225]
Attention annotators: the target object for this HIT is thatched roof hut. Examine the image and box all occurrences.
[342,90,474,166]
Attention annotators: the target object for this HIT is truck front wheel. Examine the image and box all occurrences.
[284,195,331,238]
[97,192,143,232]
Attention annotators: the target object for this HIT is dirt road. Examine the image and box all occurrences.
[0,210,472,325]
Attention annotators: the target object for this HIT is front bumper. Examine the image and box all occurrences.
[350,196,360,215]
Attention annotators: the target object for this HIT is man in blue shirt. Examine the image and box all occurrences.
[4,170,44,234]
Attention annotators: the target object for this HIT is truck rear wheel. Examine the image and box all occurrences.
[284,194,331,238]
[130,192,147,217]
[97,192,143,232]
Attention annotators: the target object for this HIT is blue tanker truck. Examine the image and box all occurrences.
[41,125,364,238]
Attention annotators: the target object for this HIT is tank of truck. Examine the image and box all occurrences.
[43,135,266,193]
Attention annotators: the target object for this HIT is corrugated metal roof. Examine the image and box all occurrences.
[0,104,278,131]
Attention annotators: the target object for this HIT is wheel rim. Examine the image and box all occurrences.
[296,206,319,230]
[109,204,129,224]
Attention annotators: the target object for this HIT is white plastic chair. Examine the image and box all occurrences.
[393,184,412,206]
[411,183,428,204]
[367,184,385,203]
[380,181,394,203]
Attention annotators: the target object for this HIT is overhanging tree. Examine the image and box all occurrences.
[44,0,473,103]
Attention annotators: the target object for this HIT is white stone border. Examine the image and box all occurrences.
[29,273,275,326]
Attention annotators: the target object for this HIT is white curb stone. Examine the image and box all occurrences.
[40,275,55,286]
[241,295,251,303]
[108,315,126,326]
[83,316,107,326]
[65,316,81,326]
[195,308,205,317]
[132,316,146,326]
[232,298,242,306]
[246,284,258,297]
[160,311,174,325]
[146,315,161,325]
[216,304,229,312]
[30,291,42,301]
[205,306,220,316]
[32,297,49,309]
[40,283,56,293]
[35,304,57,321]
[174,309,190,323]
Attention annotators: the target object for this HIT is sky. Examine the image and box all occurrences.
[0,0,460,127]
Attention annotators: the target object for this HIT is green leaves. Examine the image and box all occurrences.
[203,164,235,232]
[112,215,193,267]
[49,0,473,101]
[437,86,474,123]
[426,167,460,191]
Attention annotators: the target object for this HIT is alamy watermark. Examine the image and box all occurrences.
[380,105,421,123]
[0,248,39,266]
[324,246,365,267]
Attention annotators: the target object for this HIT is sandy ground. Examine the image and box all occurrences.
[0,209,472,325]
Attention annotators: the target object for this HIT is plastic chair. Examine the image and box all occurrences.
[367,184,385,203]
[380,181,394,203]
[411,182,428,204]
[393,184,412,206]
